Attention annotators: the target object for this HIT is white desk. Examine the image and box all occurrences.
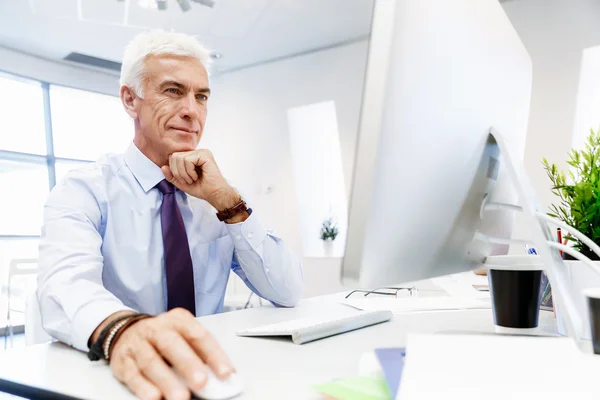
[0,291,557,400]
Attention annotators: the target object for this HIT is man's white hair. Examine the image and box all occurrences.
[120,31,211,98]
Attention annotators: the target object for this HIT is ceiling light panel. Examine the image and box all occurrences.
[82,0,125,24]
[209,0,268,38]
[31,0,78,19]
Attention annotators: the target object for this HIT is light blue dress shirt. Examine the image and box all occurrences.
[38,143,303,351]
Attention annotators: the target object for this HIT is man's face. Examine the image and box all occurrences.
[133,54,210,162]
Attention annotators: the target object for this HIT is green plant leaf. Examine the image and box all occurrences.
[543,128,600,251]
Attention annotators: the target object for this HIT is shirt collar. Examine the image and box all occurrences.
[124,143,166,193]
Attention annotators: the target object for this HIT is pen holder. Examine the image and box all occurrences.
[485,256,543,334]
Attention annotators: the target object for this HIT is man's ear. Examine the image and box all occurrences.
[120,85,139,119]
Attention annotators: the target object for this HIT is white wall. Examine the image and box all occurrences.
[0,46,119,95]
[205,41,368,254]
[502,0,600,219]
[204,41,369,296]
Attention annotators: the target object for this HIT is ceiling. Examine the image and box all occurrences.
[0,0,374,74]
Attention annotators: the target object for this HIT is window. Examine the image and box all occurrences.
[0,160,49,236]
[288,101,348,257]
[573,46,600,150]
[0,74,46,155]
[0,72,128,332]
[50,86,133,161]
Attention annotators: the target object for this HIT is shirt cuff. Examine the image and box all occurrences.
[225,212,268,251]
[71,300,134,352]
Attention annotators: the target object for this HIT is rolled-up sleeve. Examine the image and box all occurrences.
[226,212,303,307]
[37,173,132,352]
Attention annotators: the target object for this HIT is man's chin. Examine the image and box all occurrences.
[168,141,198,154]
[174,145,197,153]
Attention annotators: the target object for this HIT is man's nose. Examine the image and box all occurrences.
[179,93,200,120]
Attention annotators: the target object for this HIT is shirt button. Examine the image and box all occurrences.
[236,234,242,240]
[265,267,270,273]
[248,232,254,239]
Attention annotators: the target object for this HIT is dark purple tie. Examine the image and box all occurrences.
[156,179,196,315]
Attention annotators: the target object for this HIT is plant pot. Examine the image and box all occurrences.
[322,240,334,257]
[555,260,600,338]
[562,248,600,261]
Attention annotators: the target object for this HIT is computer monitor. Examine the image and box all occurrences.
[341,0,532,289]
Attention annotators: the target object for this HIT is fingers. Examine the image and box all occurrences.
[177,316,234,380]
[167,153,199,185]
[176,155,194,185]
[193,149,211,167]
[184,155,199,181]
[161,165,174,182]
[117,356,162,400]
[168,155,185,185]
[134,340,191,400]
[153,331,209,393]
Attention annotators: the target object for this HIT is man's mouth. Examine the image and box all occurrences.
[170,126,198,135]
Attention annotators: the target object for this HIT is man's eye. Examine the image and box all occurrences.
[196,94,208,101]
[167,88,181,95]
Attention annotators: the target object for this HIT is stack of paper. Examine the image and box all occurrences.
[398,334,600,400]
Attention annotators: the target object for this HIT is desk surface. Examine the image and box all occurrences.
[0,292,557,400]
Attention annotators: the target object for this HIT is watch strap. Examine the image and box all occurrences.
[216,199,249,221]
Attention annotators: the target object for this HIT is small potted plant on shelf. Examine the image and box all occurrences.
[320,217,339,256]
[543,128,600,335]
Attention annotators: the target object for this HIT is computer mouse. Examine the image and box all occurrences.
[191,369,244,400]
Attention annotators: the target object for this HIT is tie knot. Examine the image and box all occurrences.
[156,179,175,195]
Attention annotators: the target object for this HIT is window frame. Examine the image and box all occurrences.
[0,70,114,241]
[0,70,119,331]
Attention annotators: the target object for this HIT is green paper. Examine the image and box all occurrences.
[312,376,392,400]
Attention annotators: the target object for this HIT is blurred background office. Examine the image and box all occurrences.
[2,0,600,344]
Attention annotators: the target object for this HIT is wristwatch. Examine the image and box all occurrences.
[216,199,252,221]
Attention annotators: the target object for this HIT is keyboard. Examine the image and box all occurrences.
[236,310,393,344]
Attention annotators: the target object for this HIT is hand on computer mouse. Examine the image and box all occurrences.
[108,308,235,400]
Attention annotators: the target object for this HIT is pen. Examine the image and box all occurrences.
[557,228,563,257]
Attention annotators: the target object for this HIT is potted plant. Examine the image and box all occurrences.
[542,128,600,260]
[320,217,339,256]
[543,128,600,336]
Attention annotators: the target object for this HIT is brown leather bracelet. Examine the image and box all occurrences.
[105,314,153,362]
[88,313,136,361]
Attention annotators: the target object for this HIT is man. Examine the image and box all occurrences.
[38,31,303,400]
